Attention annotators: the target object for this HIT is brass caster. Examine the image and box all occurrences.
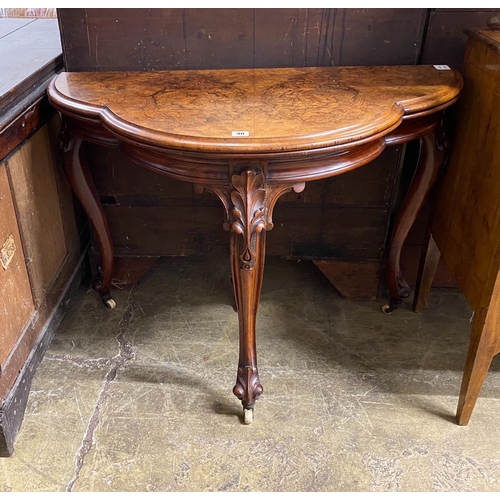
[244,408,254,425]
[105,298,117,310]
[381,304,392,314]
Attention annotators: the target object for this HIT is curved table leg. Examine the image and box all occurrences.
[230,215,265,425]
[60,124,116,309]
[383,131,444,314]
[199,165,305,424]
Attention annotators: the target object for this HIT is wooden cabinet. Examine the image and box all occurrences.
[414,27,500,425]
[0,164,34,366]
[0,118,86,457]
[0,18,86,456]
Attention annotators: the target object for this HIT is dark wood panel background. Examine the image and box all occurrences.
[421,9,499,69]
[56,8,495,288]
[59,8,427,71]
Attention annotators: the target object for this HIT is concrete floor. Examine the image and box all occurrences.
[1,252,500,492]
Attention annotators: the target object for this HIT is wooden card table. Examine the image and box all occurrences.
[47,66,462,424]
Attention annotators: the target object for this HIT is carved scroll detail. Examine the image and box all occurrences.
[195,183,232,231]
[233,366,263,408]
[264,182,306,230]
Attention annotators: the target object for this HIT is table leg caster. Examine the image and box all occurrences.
[382,299,402,314]
[105,298,117,310]
[381,304,393,314]
[93,277,116,309]
[244,408,254,425]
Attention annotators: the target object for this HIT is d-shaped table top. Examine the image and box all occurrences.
[48,64,463,424]
[48,66,462,154]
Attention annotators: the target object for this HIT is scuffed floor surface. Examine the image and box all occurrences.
[1,253,500,492]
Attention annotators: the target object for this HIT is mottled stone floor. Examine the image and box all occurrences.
[1,252,500,492]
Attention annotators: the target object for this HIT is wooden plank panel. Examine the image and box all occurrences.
[185,8,254,69]
[47,114,81,254]
[277,148,399,208]
[318,207,389,260]
[320,148,400,207]
[253,8,312,68]
[60,8,186,71]
[103,205,227,256]
[422,10,498,69]
[6,125,67,308]
[254,8,425,68]
[269,206,388,260]
[57,8,93,70]
[102,203,388,260]
[89,144,399,210]
[59,8,427,71]
[0,164,34,368]
[86,143,195,206]
[337,8,426,66]
[435,8,499,12]
[313,260,381,300]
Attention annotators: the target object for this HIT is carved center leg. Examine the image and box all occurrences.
[229,168,268,418]
[197,164,305,423]
[230,225,265,411]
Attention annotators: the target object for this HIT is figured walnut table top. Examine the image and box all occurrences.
[49,66,462,154]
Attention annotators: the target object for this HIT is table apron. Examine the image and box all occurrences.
[63,110,443,187]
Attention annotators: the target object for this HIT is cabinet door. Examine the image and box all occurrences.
[0,163,34,369]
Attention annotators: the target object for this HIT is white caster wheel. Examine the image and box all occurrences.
[381,304,392,314]
[105,298,117,310]
[244,408,253,425]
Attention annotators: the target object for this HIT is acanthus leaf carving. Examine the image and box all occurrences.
[229,169,268,271]
[196,169,306,271]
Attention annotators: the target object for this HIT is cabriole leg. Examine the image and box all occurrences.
[199,166,305,423]
[383,131,444,314]
[59,122,115,309]
[228,168,268,424]
[230,226,265,424]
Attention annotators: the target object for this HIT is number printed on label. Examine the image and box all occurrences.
[232,131,249,137]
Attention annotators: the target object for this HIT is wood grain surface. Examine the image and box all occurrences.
[6,126,67,308]
[0,164,34,369]
[49,66,462,154]
[430,34,500,315]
